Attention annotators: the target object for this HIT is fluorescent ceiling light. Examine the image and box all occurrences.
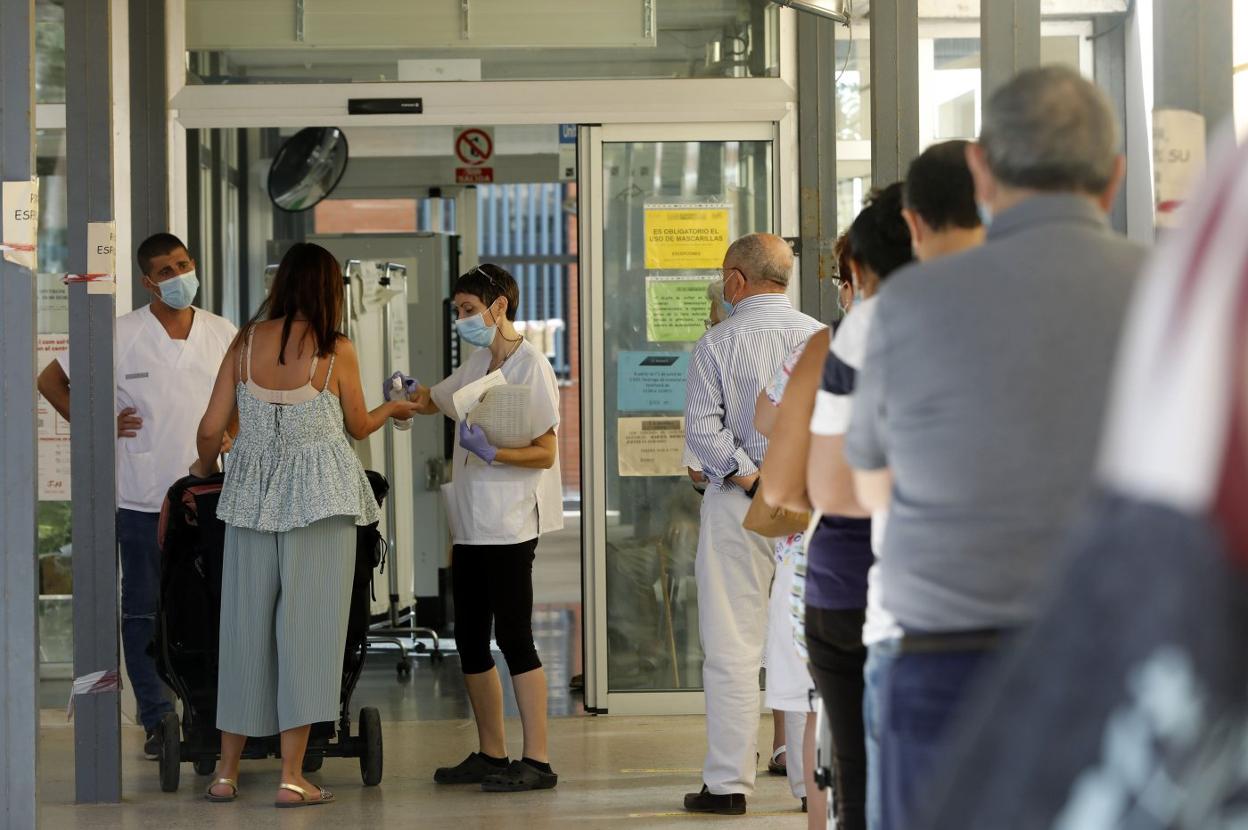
[772,0,850,24]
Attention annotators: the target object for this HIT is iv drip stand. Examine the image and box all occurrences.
[357,261,442,680]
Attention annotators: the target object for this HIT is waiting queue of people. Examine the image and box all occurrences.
[35,60,1248,822]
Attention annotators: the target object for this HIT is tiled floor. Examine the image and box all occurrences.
[35,513,815,827]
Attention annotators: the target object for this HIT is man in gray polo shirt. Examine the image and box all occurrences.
[844,66,1147,830]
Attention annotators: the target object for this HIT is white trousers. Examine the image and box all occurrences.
[765,550,817,712]
[784,709,809,800]
[769,551,817,801]
[696,488,776,796]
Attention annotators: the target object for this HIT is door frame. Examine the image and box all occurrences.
[579,122,787,716]
[168,72,798,719]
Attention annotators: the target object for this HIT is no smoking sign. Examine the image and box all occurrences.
[455,126,494,183]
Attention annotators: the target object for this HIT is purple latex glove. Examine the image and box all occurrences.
[458,420,497,465]
[383,371,420,401]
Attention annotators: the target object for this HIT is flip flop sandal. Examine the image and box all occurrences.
[274,782,335,808]
[768,746,788,776]
[204,778,239,803]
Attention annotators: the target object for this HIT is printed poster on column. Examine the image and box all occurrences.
[645,275,716,343]
[617,417,687,477]
[1153,109,1206,229]
[37,334,71,500]
[36,273,70,500]
[644,202,731,270]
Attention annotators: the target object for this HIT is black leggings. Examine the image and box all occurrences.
[451,539,542,676]
[806,606,868,830]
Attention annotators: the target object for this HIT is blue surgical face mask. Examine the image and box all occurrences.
[721,272,741,316]
[455,307,498,348]
[157,270,199,310]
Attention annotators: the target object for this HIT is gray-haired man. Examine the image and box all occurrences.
[844,66,1147,829]
[683,232,821,815]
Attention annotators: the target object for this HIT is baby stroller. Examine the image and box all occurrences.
[151,470,390,793]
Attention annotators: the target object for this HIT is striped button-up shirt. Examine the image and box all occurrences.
[685,293,823,490]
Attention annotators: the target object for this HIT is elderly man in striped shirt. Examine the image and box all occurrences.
[683,232,822,816]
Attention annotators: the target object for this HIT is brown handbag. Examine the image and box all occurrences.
[741,486,811,538]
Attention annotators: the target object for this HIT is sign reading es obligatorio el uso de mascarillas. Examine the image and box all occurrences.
[643,203,731,270]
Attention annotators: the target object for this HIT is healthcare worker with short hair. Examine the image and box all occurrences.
[37,232,237,760]
[411,263,563,793]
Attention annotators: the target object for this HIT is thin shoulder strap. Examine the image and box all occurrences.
[240,325,257,383]
[322,350,337,391]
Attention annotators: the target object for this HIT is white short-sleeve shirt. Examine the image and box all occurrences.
[432,339,564,546]
[56,305,237,512]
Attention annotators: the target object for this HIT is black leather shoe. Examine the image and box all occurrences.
[683,785,747,815]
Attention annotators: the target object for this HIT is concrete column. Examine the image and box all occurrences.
[129,0,168,302]
[0,0,40,824]
[1154,0,1234,129]
[870,0,919,185]
[797,13,841,322]
[65,0,121,803]
[982,0,1042,100]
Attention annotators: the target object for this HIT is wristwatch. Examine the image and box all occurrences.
[744,478,761,499]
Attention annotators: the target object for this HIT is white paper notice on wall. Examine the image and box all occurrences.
[86,221,117,294]
[1153,109,1206,229]
[2,178,39,271]
[87,221,116,275]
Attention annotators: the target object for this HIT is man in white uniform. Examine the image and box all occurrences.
[38,233,237,759]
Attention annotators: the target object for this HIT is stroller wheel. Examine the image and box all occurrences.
[396,660,412,681]
[359,707,383,786]
[158,712,182,793]
[194,758,216,777]
[302,753,324,773]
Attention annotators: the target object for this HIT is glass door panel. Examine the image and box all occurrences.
[596,137,772,695]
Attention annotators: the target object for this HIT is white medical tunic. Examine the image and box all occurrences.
[57,305,237,513]
[431,339,564,546]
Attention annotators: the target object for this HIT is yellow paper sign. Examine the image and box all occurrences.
[644,204,731,270]
[617,417,687,477]
[646,276,716,343]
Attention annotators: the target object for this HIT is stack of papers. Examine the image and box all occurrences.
[451,370,507,421]
[452,370,533,449]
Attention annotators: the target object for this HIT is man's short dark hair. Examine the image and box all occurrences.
[137,233,190,276]
[904,141,981,231]
[453,263,520,322]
